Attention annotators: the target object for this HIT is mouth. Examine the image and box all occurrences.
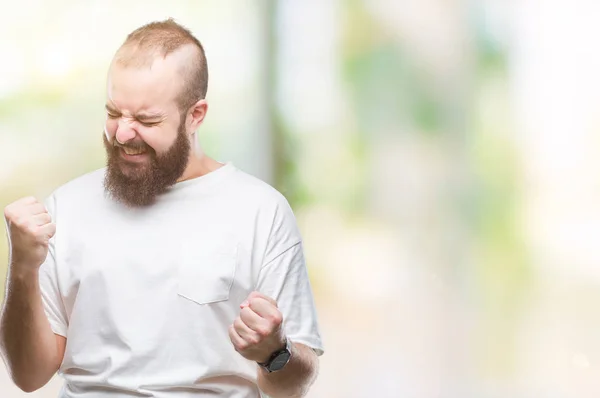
[122,146,147,155]
[119,147,149,162]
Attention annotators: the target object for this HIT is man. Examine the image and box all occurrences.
[0,19,324,398]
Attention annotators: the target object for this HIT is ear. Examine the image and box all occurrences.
[187,99,208,133]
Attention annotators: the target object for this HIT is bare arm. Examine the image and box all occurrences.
[0,264,66,392]
[1,197,66,392]
[257,343,319,398]
[229,292,320,398]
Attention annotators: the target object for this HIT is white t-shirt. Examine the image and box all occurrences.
[39,162,324,398]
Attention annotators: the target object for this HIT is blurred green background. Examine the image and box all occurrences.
[2,0,600,397]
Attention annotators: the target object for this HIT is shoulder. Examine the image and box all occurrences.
[45,168,106,212]
[229,168,302,245]
[226,167,292,211]
[225,167,301,238]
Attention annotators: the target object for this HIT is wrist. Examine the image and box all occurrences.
[258,336,287,363]
[9,262,40,281]
[257,337,292,373]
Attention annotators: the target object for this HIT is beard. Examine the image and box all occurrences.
[102,121,190,208]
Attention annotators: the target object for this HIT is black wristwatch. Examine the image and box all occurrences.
[257,338,292,373]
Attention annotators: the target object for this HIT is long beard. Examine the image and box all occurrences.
[102,123,190,208]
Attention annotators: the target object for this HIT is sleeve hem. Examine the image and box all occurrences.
[48,319,68,338]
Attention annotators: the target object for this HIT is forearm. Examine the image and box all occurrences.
[0,264,61,391]
[257,343,319,398]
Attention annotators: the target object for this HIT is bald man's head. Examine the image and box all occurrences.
[102,19,210,207]
[113,18,208,113]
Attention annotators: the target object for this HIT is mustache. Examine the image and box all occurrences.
[111,139,150,152]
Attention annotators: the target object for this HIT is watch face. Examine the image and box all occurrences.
[269,351,291,371]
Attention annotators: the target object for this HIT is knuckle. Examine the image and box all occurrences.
[256,327,270,338]
[270,312,283,325]
[239,307,249,317]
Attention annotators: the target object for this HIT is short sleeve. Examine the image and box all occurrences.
[255,196,324,356]
[39,194,69,337]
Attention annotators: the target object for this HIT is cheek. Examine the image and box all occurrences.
[143,128,178,154]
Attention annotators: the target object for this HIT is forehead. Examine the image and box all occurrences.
[107,55,181,114]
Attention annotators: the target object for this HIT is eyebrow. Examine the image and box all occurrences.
[105,104,164,122]
[105,104,119,114]
[135,112,165,122]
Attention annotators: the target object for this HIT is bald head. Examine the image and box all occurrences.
[114,18,208,113]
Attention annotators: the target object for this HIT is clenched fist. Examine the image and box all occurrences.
[3,196,56,269]
[229,292,287,363]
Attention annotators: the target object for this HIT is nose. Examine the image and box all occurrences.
[114,119,137,144]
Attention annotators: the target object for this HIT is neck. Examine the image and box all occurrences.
[177,152,224,183]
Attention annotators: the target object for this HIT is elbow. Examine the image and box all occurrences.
[258,373,317,398]
[10,372,46,393]
[0,354,42,392]
[2,360,50,393]
[0,334,59,393]
[259,387,304,398]
[11,371,52,393]
[15,381,42,393]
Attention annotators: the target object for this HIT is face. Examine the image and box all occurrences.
[102,56,191,208]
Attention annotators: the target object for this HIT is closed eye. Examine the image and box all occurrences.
[139,121,160,127]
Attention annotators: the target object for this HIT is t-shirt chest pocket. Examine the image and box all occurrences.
[177,240,238,305]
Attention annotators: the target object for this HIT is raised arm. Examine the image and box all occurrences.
[0,197,66,392]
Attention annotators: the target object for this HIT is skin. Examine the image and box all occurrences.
[0,197,64,392]
[230,291,320,397]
